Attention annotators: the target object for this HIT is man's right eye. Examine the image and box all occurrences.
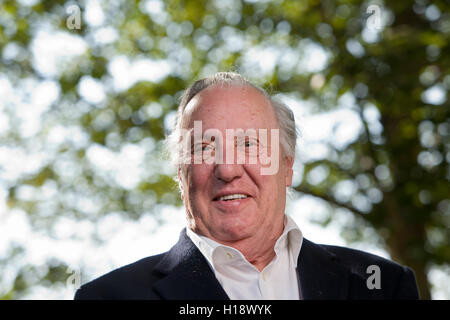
[202,144,214,151]
[191,143,214,153]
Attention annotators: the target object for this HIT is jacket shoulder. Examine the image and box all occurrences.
[74,253,165,300]
[318,243,419,299]
[320,244,400,272]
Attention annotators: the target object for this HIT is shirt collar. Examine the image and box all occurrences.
[186,226,217,270]
[186,215,303,269]
[278,214,303,267]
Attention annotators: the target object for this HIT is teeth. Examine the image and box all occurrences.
[217,194,248,201]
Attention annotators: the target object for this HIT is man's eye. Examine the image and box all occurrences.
[202,144,214,151]
[245,140,257,147]
[194,143,214,151]
[191,143,215,155]
[238,139,257,148]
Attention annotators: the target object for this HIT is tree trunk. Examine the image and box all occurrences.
[382,194,432,299]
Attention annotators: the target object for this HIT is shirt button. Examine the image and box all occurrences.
[226,252,233,259]
[262,271,267,281]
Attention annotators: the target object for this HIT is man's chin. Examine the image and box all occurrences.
[212,223,256,244]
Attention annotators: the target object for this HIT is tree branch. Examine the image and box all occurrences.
[293,185,366,218]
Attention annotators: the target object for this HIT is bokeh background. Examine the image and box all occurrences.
[0,0,449,300]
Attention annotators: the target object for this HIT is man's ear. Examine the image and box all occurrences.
[285,156,294,187]
[177,167,184,200]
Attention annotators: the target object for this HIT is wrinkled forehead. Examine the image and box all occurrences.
[181,84,278,131]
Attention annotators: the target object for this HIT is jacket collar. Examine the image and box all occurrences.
[152,228,229,300]
[297,239,349,299]
[153,229,349,300]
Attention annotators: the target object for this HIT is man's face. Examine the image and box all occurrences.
[179,85,294,243]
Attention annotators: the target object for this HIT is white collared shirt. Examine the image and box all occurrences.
[187,215,303,300]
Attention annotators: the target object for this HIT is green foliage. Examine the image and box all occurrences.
[1,0,448,299]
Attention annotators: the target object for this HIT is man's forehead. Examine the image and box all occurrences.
[182,85,277,129]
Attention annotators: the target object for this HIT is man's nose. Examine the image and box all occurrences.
[211,136,245,182]
[213,162,244,182]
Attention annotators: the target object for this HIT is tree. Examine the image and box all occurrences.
[0,0,448,299]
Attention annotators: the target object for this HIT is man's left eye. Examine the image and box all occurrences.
[243,140,257,147]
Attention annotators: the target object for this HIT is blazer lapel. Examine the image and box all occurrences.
[153,233,350,300]
[298,239,349,300]
[152,228,229,300]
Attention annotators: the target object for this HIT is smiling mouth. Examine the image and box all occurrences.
[213,194,249,201]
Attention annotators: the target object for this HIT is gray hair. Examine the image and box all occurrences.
[166,72,298,172]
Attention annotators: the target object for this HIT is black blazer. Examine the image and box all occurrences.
[74,228,419,300]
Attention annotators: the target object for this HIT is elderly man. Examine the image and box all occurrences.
[75,72,419,300]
